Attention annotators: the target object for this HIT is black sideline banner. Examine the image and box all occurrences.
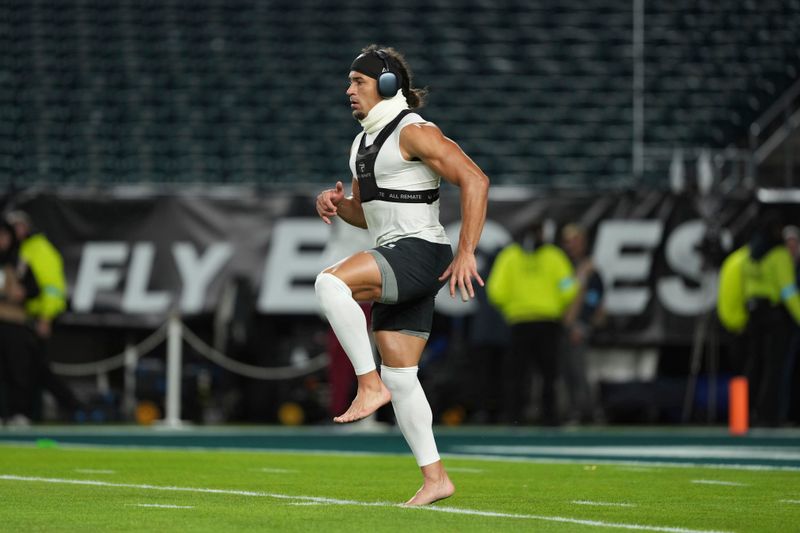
[8,187,771,345]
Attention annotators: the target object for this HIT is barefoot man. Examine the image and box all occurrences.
[314,45,489,505]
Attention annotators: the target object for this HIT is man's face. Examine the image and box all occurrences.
[347,71,382,121]
[0,228,11,253]
[786,236,799,261]
[562,232,586,261]
[11,221,26,241]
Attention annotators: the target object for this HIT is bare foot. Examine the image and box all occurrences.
[333,382,391,423]
[404,477,455,506]
[404,467,455,506]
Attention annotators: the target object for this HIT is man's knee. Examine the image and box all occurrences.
[315,272,351,302]
[317,270,383,302]
[315,273,356,318]
[381,365,420,396]
[375,331,427,367]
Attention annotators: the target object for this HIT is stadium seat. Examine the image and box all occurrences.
[0,0,798,187]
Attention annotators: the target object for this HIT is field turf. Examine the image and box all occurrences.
[0,426,799,532]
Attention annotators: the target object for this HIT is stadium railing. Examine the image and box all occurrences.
[50,313,329,428]
[749,76,800,187]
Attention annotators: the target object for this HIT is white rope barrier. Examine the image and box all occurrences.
[181,324,329,380]
[50,318,329,381]
[48,316,331,428]
[50,323,168,376]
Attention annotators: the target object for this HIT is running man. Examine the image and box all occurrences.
[314,45,489,505]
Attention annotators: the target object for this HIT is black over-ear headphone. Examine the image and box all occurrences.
[375,50,400,98]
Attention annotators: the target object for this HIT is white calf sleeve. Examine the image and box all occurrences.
[315,273,376,375]
[381,365,440,467]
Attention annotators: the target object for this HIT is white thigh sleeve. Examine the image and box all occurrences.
[381,365,440,467]
[315,273,376,375]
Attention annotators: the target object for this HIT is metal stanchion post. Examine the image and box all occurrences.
[122,343,137,421]
[161,314,185,428]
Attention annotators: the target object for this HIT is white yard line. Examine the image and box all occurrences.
[453,445,800,462]
[418,505,727,533]
[0,474,730,533]
[75,469,116,474]
[449,453,800,473]
[572,500,637,507]
[690,480,748,487]
[779,499,800,504]
[446,467,484,474]
[253,468,297,474]
[0,474,388,506]
[126,503,194,509]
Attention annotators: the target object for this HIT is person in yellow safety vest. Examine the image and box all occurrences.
[7,212,67,338]
[781,226,800,424]
[717,246,750,335]
[4,211,80,422]
[486,221,578,426]
[738,211,800,427]
[0,219,38,424]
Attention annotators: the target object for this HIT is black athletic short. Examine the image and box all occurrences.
[366,237,454,339]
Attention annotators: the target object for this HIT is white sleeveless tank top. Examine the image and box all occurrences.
[348,112,450,247]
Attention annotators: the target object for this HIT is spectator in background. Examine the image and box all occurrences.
[4,211,82,422]
[717,240,751,426]
[0,219,39,425]
[784,226,800,266]
[560,223,605,424]
[463,245,510,424]
[739,212,800,426]
[487,222,577,426]
[7,211,66,339]
[782,225,800,424]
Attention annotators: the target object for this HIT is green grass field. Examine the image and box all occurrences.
[1,434,799,532]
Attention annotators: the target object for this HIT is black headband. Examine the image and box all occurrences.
[350,51,404,86]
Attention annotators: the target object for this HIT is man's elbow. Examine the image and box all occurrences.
[470,172,490,195]
[447,167,488,195]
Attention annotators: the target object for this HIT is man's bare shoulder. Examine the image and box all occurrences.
[400,121,447,154]
[401,121,441,136]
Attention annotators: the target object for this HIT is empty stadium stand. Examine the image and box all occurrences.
[0,0,798,187]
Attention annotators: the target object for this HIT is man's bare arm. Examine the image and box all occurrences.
[315,178,367,229]
[337,178,368,228]
[401,123,490,300]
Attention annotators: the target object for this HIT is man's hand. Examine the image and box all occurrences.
[569,324,586,345]
[439,250,484,302]
[36,319,52,339]
[6,282,25,304]
[316,181,346,224]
